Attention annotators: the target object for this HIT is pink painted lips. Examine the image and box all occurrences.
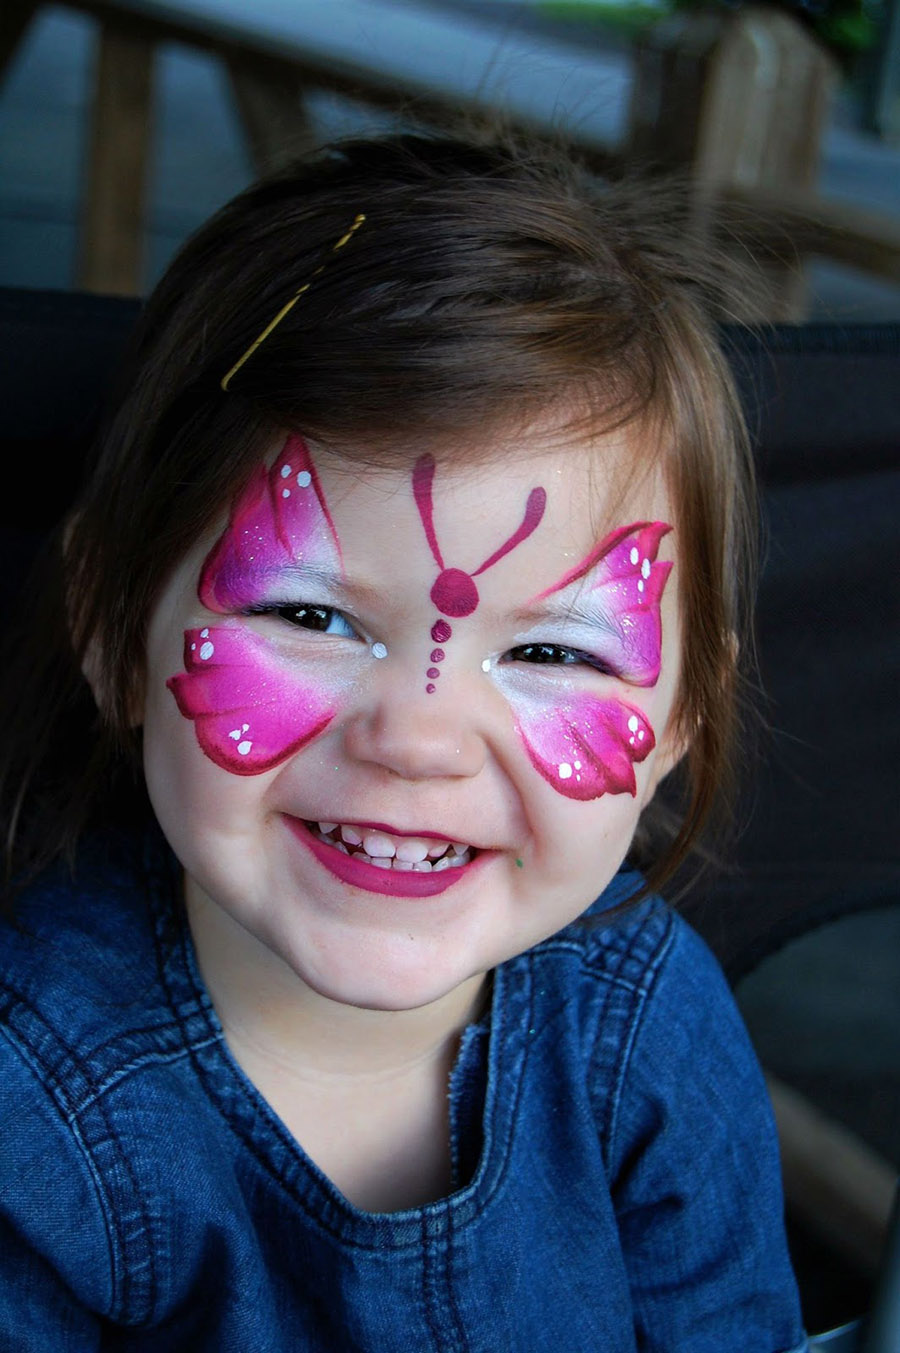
[283,817,482,898]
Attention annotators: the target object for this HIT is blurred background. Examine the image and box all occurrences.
[0,0,898,1342]
[1,0,899,316]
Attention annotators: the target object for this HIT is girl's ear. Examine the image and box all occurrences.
[80,637,146,730]
[65,513,146,729]
[80,635,105,711]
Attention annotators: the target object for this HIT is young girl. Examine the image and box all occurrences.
[0,134,807,1350]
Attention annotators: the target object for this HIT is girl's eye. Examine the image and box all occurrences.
[507,642,613,674]
[265,604,357,637]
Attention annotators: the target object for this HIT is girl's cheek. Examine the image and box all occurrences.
[500,678,656,801]
[166,434,349,776]
[166,625,339,776]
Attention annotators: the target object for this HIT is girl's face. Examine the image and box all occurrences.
[142,424,683,1012]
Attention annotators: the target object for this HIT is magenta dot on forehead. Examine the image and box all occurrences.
[430,648,445,663]
[430,568,479,618]
[426,683,436,694]
[427,667,440,679]
[431,619,452,643]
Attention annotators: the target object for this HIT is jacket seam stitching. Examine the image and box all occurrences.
[0,997,158,1322]
[600,912,676,1170]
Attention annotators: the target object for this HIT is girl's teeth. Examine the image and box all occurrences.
[395,839,430,864]
[362,831,396,858]
[307,822,471,870]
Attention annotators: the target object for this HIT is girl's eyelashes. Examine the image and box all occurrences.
[504,642,616,676]
[241,609,614,671]
[247,603,358,638]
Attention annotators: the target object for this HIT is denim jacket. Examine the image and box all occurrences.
[0,832,807,1351]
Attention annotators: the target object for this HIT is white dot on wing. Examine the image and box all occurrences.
[558,763,572,779]
[282,488,290,498]
[199,641,214,661]
[296,470,312,488]
[280,464,292,478]
[237,740,252,755]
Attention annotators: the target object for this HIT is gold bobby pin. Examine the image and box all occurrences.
[220,213,366,393]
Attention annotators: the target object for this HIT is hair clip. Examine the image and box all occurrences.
[220,213,366,393]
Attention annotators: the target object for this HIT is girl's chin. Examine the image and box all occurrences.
[282,932,489,1015]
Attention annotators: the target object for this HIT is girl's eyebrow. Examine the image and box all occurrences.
[259,563,381,605]
[511,594,619,636]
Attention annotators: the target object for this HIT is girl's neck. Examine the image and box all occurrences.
[184,881,488,1084]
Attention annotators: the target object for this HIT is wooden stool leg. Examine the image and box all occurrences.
[78,22,155,296]
[226,56,314,175]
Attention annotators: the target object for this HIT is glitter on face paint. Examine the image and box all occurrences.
[198,433,342,612]
[509,687,656,801]
[489,519,673,803]
[168,624,335,774]
[168,434,345,774]
[530,520,672,687]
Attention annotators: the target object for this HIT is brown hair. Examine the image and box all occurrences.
[0,132,756,899]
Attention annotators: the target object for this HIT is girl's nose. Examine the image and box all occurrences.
[342,679,487,782]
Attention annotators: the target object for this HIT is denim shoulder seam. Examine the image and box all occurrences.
[586,904,677,1170]
[0,988,159,1324]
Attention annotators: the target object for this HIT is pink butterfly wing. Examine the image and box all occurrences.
[532,521,673,687]
[515,691,656,801]
[167,626,335,775]
[199,433,343,613]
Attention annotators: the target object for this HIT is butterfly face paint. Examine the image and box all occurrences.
[167,435,345,775]
[498,521,673,802]
[412,454,546,693]
[532,521,672,687]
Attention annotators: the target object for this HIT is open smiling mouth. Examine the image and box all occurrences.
[284,817,479,898]
[307,821,472,872]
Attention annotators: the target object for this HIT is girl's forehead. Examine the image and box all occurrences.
[172,423,676,603]
[295,419,672,525]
